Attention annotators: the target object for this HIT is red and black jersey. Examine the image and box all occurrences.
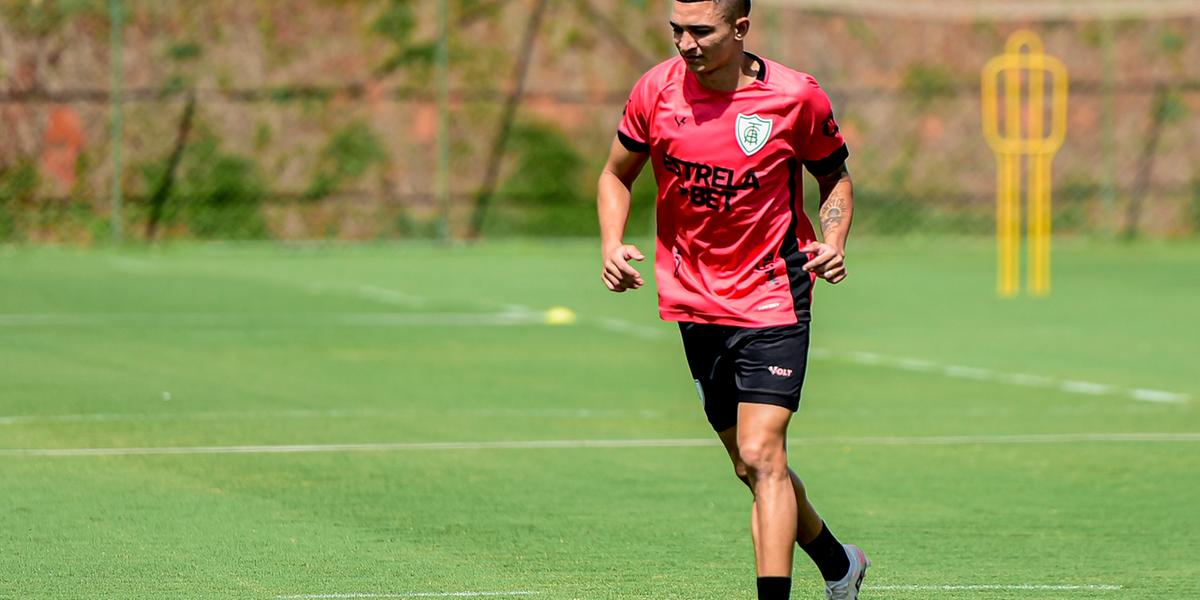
[618,54,848,327]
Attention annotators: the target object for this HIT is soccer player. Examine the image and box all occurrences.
[596,1,867,599]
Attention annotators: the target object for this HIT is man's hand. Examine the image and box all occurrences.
[800,241,847,284]
[602,244,645,292]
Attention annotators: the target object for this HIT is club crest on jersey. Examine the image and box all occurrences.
[735,114,773,156]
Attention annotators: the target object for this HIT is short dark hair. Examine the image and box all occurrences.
[677,0,751,22]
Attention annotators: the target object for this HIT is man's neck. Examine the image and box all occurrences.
[694,51,759,92]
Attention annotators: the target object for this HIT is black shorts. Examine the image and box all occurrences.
[679,321,811,432]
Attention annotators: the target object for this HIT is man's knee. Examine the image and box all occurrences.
[737,437,788,480]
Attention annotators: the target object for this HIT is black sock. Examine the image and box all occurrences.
[800,522,850,581]
[756,576,791,600]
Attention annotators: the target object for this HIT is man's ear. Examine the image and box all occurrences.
[734,16,751,41]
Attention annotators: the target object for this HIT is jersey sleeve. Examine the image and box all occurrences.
[794,78,849,176]
[617,70,656,154]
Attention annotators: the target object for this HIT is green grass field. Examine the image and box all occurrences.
[1,239,1197,599]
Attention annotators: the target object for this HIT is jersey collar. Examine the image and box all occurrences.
[684,52,769,95]
[746,52,768,83]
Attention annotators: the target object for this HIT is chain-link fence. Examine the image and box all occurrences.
[1,0,1198,242]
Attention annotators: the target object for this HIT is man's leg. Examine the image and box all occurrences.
[718,419,852,583]
[735,402,796,577]
[718,426,763,560]
[715,323,866,597]
[720,428,824,544]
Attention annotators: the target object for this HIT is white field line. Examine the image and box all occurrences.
[0,439,719,458]
[274,585,1127,598]
[189,263,429,310]
[0,312,551,329]
[0,312,544,328]
[1131,388,1189,403]
[832,351,1191,405]
[590,316,668,340]
[0,408,668,426]
[307,283,427,309]
[276,593,541,599]
[102,260,425,309]
[872,584,1122,592]
[4,433,1200,458]
[337,312,540,327]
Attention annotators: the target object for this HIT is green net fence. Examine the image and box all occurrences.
[1,0,1198,242]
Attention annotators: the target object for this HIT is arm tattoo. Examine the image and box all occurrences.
[820,193,847,233]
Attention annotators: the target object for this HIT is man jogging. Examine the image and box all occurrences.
[596,1,867,599]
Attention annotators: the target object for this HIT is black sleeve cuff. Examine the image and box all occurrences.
[803,144,849,177]
[618,131,650,154]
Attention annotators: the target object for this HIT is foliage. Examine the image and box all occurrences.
[371,0,416,42]
[1158,29,1185,56]
[394,211,440,239]
[1056,179,1103,232]
[846,17,878,47]
[158,38,203,99]
[1192,177,1200,234]
[138,135,268,239]
[167,41,203,62]
[370,0,503,77]
[901,63,959,109]
[491,120,591,236]
[0,161,40,203]
[1155,89,1188,124]
[0,0,103,36]
[371,0,434,75]
[0,162,40,240]
[455,0,503,27]
[304,122,388,201]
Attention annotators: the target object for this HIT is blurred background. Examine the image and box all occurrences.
[1,0,1198,244]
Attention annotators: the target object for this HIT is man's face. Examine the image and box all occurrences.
[670,1,745,74]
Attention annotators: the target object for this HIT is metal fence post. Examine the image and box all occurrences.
[109,0,125,243]
[436,0,451,242]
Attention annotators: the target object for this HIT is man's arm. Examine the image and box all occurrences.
[597,136,650,292]
[801,164,854,284]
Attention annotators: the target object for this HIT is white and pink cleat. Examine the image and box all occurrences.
[825,544,870,600]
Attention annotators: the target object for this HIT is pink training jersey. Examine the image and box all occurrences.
[618,54,848,328]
